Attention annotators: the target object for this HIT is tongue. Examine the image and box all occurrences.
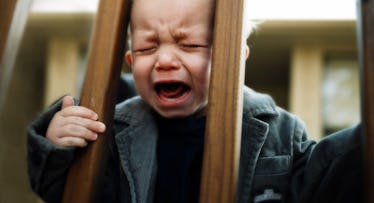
[158,83,187,98]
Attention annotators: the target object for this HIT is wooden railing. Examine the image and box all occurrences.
[357,0,374,202]
[62,0,132,202]
[200,0,246,202]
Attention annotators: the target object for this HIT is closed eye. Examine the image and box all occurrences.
[180,43,208,51]
[133,47,156,55]
[183,44,201,48]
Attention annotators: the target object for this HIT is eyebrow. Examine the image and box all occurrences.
[173,26,213,43]
[172,29,188,41]
[141,31,159,42]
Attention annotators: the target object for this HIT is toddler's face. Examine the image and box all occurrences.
[128,0,214,118]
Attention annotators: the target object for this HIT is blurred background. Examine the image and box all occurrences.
[0,0,360,202]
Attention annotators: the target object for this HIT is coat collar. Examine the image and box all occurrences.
[242,86,278,119]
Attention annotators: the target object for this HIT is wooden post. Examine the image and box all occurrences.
[62,0,132,202]
[357,0,374,202]
[200,0,247,202]
[0,0,31,110]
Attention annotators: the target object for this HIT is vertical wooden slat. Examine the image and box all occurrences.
[357,0,374,202]
[62,0,132,202]
[200,0,247,202]
[0,0,31,110]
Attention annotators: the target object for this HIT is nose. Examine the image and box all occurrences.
[154,46,180,71]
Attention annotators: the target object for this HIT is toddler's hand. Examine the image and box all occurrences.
[46,96,106,148]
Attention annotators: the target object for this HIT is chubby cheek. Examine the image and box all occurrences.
[188,56,211,108]
[131,58,154,97]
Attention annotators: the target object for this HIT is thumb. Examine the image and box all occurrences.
[61,95,75,109]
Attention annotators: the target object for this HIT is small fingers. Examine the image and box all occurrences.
[58,137,89,148]
[60,124,99,141]
[66,117,106,133]
[46,100,106,148]
[58,106,99,121]
[47,124,99,148]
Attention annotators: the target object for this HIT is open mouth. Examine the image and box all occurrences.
[155,82,191,99]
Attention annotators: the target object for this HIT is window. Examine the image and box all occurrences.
[322,54,360,135]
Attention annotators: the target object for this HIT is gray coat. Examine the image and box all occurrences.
[27,87,315,203]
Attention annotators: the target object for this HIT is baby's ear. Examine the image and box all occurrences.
[245,45,250,59]
[125,51,133,66]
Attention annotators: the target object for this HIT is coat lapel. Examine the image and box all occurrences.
[236,87,279,203]
[114,97,158,203]
[236,118,269,203]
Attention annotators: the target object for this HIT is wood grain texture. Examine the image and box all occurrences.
[357,0,374,202]
[62,0,131,202]
[200,0,247,202]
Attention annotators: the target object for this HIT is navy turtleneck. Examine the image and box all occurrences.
[154,113,206,203]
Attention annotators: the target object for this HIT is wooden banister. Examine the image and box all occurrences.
[62,0,132,202]
[200,0,246,202]
[357,0,374,202]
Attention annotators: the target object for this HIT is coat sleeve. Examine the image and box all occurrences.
[297,124,364,203]
[27,98,76,203]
